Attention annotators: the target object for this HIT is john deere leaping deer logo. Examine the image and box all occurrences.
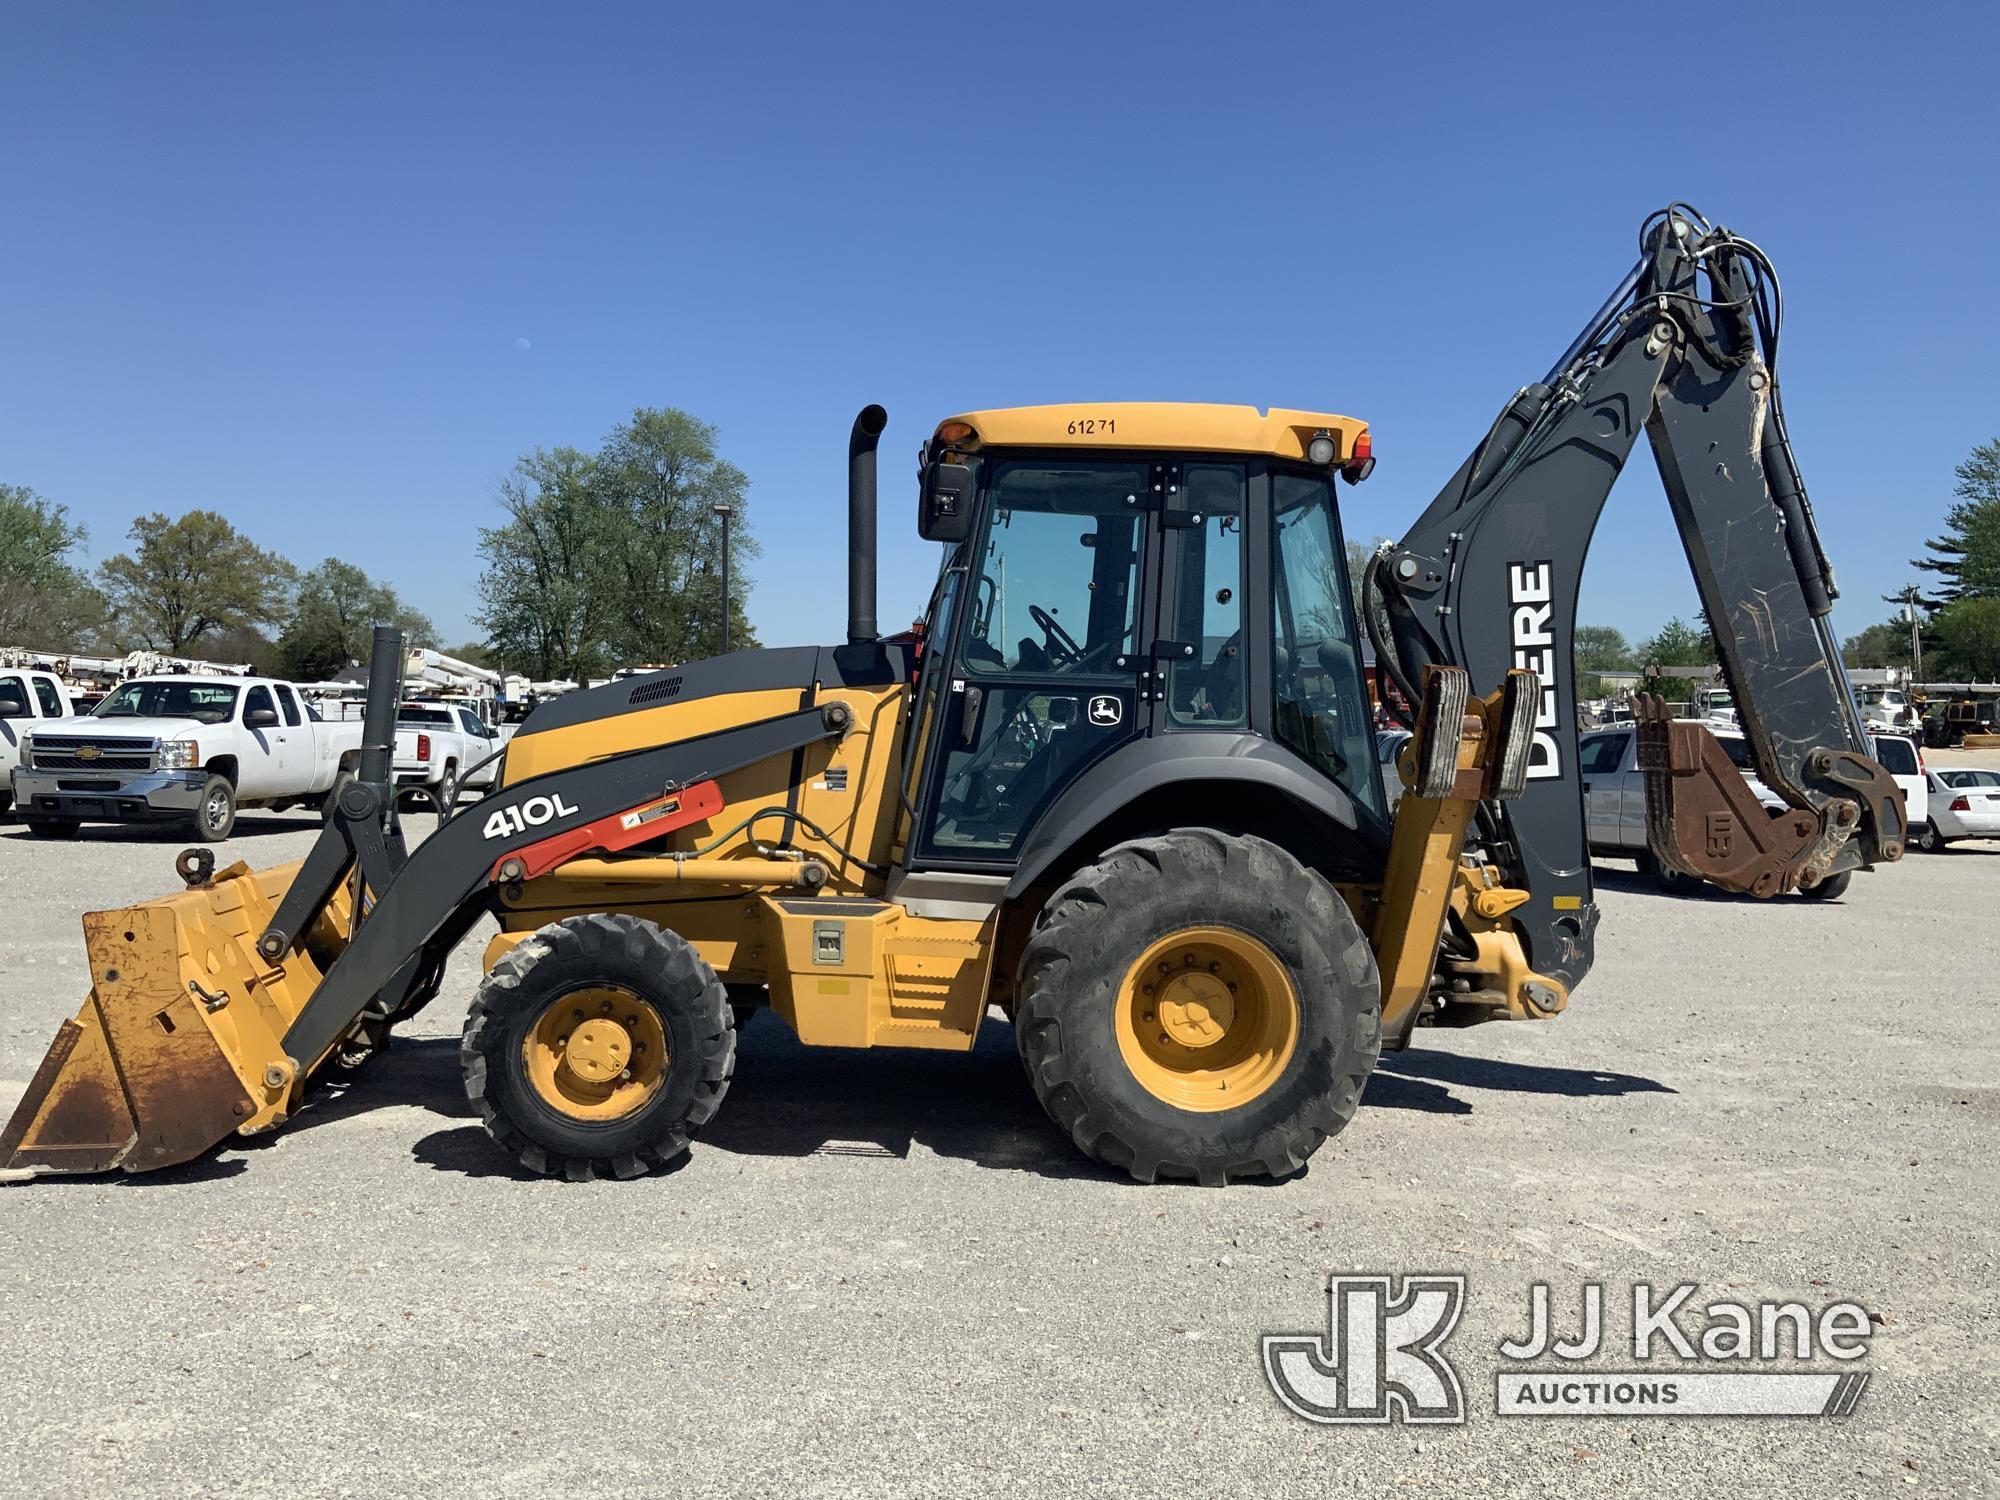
[1087,695,1123,727]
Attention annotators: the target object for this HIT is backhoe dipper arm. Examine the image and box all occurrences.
[1372,205,1902,996]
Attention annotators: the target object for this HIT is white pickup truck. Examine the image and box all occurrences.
[10,675,363,841]
[0,668,78,819]
[393,700,509,807]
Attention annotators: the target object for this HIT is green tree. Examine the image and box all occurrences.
[0,483,106,646]
[474,409,760,678]
[1637,616,1715,668]
[278,558,436,681]
[1842,620,1916,671]
[98,511,294,652]
[446,641,496,670]
[1932,596,2000,680]
[1912,438,2000,606]
[1572,625,1632,701]
[594,407,757,663]
[475,446,615,682]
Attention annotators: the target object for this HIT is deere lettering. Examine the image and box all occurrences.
[1508,561,1561,779]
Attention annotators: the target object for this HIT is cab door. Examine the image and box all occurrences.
[910,455,1164,866]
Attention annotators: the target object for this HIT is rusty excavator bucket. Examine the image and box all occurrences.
[0,859,354,1174]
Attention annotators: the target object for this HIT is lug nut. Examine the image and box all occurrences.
[1157,1032,1170,1045]
[1142,1011,1155,1023]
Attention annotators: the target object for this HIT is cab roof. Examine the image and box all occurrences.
[931,403,1368,464]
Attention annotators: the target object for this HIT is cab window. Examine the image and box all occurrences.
[1167,463,1246,726]
[1577,733,1627,776]
[276,685,303,726]
[244,686,276,723]
[33,677,63,716]
[958,461,1141,677]
[1270,472,1384,819]
[1872,735,1917,776]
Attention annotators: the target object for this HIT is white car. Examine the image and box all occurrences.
[11,675,363,840]
[1916,768,2000,850]
[0,668,77,819]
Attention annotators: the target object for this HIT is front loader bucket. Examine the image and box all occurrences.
[1,859,353,1175]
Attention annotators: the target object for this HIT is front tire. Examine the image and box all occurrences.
[188,774,236,842]
[24,816,81,840]
[1015,830,1381,1186]
[462,915,734,1181]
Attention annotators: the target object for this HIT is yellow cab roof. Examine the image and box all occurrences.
[931,402,1368,463]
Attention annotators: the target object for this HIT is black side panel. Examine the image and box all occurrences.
[512,647,825,738]
[512,643,916,741]
[1001,731,1374,900]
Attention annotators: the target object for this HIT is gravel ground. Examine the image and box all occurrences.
[2,759,1997,1499]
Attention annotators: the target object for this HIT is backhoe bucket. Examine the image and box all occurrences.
[0,859,353,1175]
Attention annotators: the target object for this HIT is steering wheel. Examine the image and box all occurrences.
[1028,604,1083,667]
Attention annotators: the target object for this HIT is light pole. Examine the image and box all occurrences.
[713,503,734,655]
[1898,584,1923,683]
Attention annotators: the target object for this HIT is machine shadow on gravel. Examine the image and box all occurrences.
[1365,1050,1676,1115]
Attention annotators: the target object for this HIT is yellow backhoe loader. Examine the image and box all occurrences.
[2,207,1905,1184]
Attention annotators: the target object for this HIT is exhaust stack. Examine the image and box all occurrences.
[848,404,888,646]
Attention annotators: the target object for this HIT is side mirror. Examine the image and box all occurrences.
[246,707,280,728]
[919,461,975,543]
[0,696,28,720]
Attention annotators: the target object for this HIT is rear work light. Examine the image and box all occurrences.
[1340,431,1376,485]
[417,733,431,761]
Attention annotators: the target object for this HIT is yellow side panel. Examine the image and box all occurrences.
[762,899,995,1052]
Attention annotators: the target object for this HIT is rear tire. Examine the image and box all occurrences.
[1639,851,1698,894]
[24,816,80,840]
[1799,870,1852,901]
[461,914,734,1181]
[0,791,13,821]
[1015,830,1380,1186]
[1914,820,1945,853]
[187,774,236,842]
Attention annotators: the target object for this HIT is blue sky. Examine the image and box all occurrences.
[2,2,1994,660]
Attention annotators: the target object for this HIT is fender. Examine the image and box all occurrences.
[1004,731,1380,901]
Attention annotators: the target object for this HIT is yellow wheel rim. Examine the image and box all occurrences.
[522,986,668,1122]
[1114,926,1299,1112]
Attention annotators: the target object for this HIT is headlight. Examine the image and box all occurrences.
[159,739,199,769]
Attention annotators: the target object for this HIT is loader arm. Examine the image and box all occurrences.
[1371,204,1903,996]
[0,678,849,1174]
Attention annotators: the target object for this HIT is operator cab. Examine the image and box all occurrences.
[901,403,1387,872]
